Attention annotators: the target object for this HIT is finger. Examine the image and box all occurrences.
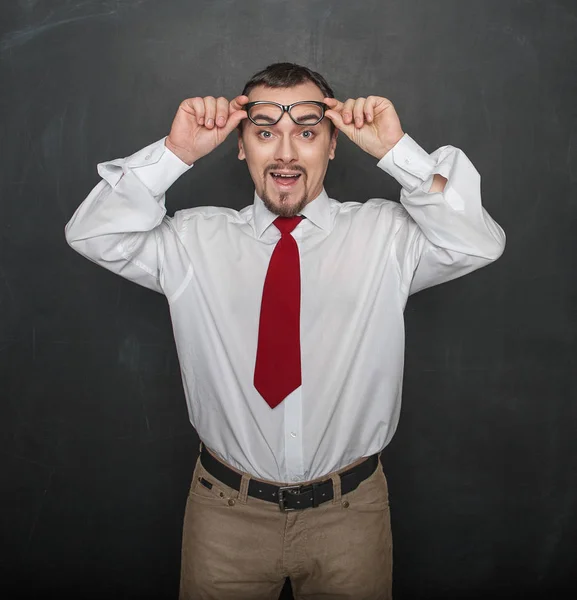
[365,96,378,123]
[324,108,354,138]
[353,97,366,128]
[204,96,217,129]
[342,98,356,125]
[191,97,205,126]
[229,95,250,112]
[215,97,229,127]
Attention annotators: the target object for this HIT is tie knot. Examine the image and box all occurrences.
[274,216,304,235]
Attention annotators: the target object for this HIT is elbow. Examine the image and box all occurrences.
[484,229,506,262]
[64,220,94,259]
[493,224,507,259]
[478,215,506,261]
[64,221,76,247]
[64,220,82,251]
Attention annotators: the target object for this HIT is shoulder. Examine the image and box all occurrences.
[175,205,243,221]
[169,205,246,233]
[333,196,412,227]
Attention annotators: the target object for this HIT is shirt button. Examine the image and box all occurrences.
[290,431,297,438]
[145,154,151,160]
[404,157,411,164]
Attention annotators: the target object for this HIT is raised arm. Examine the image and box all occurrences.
[64,95,249,293]
[324,95,505,296]
[378,134,506,295]
[65,139,192,293]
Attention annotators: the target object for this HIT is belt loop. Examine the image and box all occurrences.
[199,440,203,453]
[331,472,342,504]
[238,474,250,504]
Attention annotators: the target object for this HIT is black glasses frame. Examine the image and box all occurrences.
[243,101,329,126]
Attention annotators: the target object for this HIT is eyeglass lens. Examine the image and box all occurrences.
[248,103,323,125]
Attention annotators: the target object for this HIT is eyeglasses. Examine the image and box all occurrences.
[244,101,328,126]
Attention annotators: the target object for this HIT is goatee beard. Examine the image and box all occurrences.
[262,185,309,218]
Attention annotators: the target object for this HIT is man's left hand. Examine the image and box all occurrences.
[324,96,404,160]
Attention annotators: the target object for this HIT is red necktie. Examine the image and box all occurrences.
[254,216,305,408]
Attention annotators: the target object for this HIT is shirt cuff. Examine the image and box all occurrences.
[376,133,436,194]
[128,136,194,196]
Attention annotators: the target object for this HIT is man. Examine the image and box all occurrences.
[65,62,505,599]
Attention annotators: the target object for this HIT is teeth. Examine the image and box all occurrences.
[272,173,299,178]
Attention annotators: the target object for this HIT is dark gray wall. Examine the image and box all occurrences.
[1,1,576,598]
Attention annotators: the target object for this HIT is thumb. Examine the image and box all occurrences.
[325,109,354,138]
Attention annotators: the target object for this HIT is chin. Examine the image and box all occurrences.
[262,191,308,218]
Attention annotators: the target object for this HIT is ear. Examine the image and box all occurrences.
[237,130,245,161]
[328,129,338,160]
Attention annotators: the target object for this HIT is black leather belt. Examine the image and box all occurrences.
[200,444,380,512]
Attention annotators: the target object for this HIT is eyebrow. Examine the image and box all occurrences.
[250,113,322,126]
[295,113,321,123]
[251,113,277,124]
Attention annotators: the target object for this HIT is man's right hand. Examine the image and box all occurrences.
[165,95,249,165]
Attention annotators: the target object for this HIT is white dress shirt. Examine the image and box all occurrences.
[65,133,505,484]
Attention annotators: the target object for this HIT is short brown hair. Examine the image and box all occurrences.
[238,62,335,134]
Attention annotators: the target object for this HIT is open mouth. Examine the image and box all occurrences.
[269,172,302,189]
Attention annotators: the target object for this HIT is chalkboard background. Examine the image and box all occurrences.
[1,1,576,598]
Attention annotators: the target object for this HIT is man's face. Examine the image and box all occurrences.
[238,82,338,217]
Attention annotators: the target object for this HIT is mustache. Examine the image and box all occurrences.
[265,165,306,176]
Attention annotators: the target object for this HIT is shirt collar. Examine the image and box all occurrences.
[252,187,331,239]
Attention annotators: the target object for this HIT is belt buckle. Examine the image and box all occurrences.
[278,485,302,512]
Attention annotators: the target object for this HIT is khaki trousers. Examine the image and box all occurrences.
[179,445,393,600]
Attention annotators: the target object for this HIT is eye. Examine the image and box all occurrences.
[301,130,315,139]
[258,130,273,139]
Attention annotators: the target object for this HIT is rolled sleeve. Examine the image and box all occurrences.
[97,137,194,197]
[377,133,436,193]
[130,137,194,196]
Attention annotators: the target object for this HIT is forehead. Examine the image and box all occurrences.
[247,81,325,104]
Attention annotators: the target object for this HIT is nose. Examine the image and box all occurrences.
[274,115,299,164]
[274,134,299,164]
